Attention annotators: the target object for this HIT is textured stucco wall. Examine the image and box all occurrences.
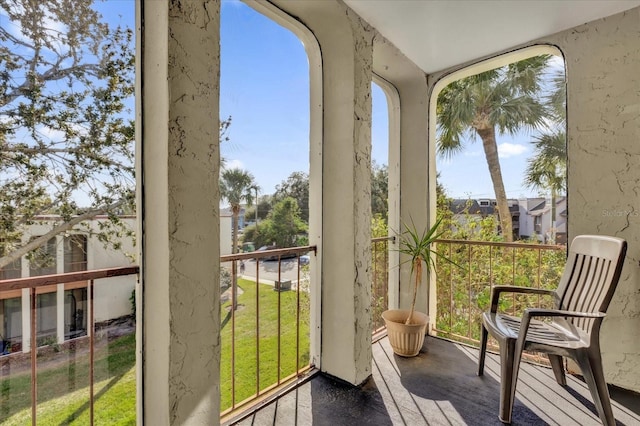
[141,0,221,424]
[544,7,640,392]
[271,0,374,385]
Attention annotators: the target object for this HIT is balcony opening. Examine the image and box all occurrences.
[220,0,316,417]
[431,46,568,348]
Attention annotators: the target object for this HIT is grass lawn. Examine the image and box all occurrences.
[1,333,136,425]
[220,278,310,412]
[0,279,310,421]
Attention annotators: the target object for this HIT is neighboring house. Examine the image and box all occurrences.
[448,198,520,239]
[519,197,567,244]
[448,197,566,243]
[0,216,136,354]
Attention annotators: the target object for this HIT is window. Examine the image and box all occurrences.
[64,287,87,340]
[1,297,22,354]
[29,238,57,277]
[64,235,87,273]
[36,292,57,344]
[0,239,21,280]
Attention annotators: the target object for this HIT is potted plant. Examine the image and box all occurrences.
[382,216,454,357]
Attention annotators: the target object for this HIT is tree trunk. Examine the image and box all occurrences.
[476,126,514,242]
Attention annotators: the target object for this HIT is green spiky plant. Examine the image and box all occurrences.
[397,216,458,325]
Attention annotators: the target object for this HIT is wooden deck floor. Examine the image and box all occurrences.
[230,336,640,426]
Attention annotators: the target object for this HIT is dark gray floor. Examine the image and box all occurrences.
[231,336,640,426]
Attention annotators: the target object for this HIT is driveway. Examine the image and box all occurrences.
[239,258,302,285]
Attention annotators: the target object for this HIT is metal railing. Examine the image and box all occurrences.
[371,236,394,334]
[432,239,566,348]
[219,245,316,420]
[0,266,139,425]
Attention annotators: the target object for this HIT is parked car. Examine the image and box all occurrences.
[255,245,298,261]
[299,255,310,265]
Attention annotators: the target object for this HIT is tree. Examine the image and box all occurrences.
[242,197,307,249]
[220,168,258,254]
[274,171,309,222]
[371,161,388,221]
[220,168,257,310]
[243,195,272,223]
[437,55,551,242]
[524,69,567,242]
[267,197,307,248]
[0,0,134,268]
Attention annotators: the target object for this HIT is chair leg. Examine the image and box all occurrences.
[548,354,566,386]
[498,339,517,424]
[478,322,489,376]
[576,351,615,426]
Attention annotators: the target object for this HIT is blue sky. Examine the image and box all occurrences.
[220,1,553,199]
[96,0,552,200]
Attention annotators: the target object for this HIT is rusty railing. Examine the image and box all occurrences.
[0,266,139,425]
[371,236,394,334]
[433,239,566,348]
[219,245,316,420]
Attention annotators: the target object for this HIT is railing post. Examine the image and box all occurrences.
[89,278,95,425]
[30,287,37,426]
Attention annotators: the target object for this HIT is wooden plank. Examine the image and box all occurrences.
[373,339,442,425]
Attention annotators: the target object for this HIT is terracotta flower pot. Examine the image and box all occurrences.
[382,309,429,357]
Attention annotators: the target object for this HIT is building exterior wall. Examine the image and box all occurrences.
[220,214,232,256]
[544,7,640,392]
[0,217,137,351]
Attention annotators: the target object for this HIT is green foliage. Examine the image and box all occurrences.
[220,168,258,255]
[0,0,136,267]
[371,161,388,222]
[396,216,460,324]
[371,215,389,330]
[434,237,566,345]
[243,197,307,249]
[274,171,309,222]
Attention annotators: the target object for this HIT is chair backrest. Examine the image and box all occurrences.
[555,235,627,333]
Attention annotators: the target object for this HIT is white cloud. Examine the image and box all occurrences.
[498,143,527,158]
[225,159,245,170]
[463,150,482,158]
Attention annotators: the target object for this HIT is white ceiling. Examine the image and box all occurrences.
[343,0,640,74]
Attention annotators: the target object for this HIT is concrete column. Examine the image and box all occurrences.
[322,7,373,386]
[21,288,30,353]
[139,1,221,424]
[271,0,374,385]
[373,36,431,318]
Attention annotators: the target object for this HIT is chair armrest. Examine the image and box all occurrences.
[490,285,556,312]
[518,308,606,339]
[523,308,606,320]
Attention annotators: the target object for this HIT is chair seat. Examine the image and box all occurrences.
[482,312,588,350]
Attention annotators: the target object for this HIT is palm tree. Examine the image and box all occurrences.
[437,56,551,241]
[524,68,567,242]
[220,168,259,309]
[524,131,566,241]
